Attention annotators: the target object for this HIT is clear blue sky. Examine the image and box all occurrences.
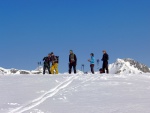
[0,0,150,73]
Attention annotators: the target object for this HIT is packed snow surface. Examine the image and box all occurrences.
[0,73,150,113]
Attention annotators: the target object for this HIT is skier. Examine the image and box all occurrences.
[88,53,95,74]
[43,53,51,74]
[101,50,109,74]
[50,52,59,74]
[69,50,77,74]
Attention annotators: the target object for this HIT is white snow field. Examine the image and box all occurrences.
[0,74,150,113]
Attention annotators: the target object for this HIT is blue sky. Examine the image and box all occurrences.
[0,0,150,73]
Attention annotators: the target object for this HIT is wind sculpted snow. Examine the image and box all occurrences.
[0,74,150,113]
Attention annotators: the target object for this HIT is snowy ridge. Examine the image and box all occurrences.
[109,58,150,74]
[0,67,42,75]
[0,58,150,75]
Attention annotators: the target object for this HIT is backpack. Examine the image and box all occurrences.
[55,56,59,63]
[99,68,104,74]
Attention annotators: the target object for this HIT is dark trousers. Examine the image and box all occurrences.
[90,64,94,74]
[43,65,51,74]
[102,61,109,74]
[69,63,76,74]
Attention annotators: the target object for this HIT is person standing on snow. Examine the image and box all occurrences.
[88,53,95,74]
[50,52,59,74]
[101,50,109,74]
[69,50,77,74]
[43,53,51,74]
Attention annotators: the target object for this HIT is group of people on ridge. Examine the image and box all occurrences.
[43,50,109,74]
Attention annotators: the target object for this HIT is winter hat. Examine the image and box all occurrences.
[91,53,94,56]
[102,50,106,52]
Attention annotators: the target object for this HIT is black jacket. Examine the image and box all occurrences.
[69,54,77,65]
[50,55,58,64]
[43,57,51,66]
[102,53,109,62]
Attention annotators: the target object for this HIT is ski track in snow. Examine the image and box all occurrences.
[9,76,78,113]
[4,74,150,113]
[8,75,102,113]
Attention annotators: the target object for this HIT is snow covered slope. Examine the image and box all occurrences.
[109,58,150,74]
[0,74,150,113]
